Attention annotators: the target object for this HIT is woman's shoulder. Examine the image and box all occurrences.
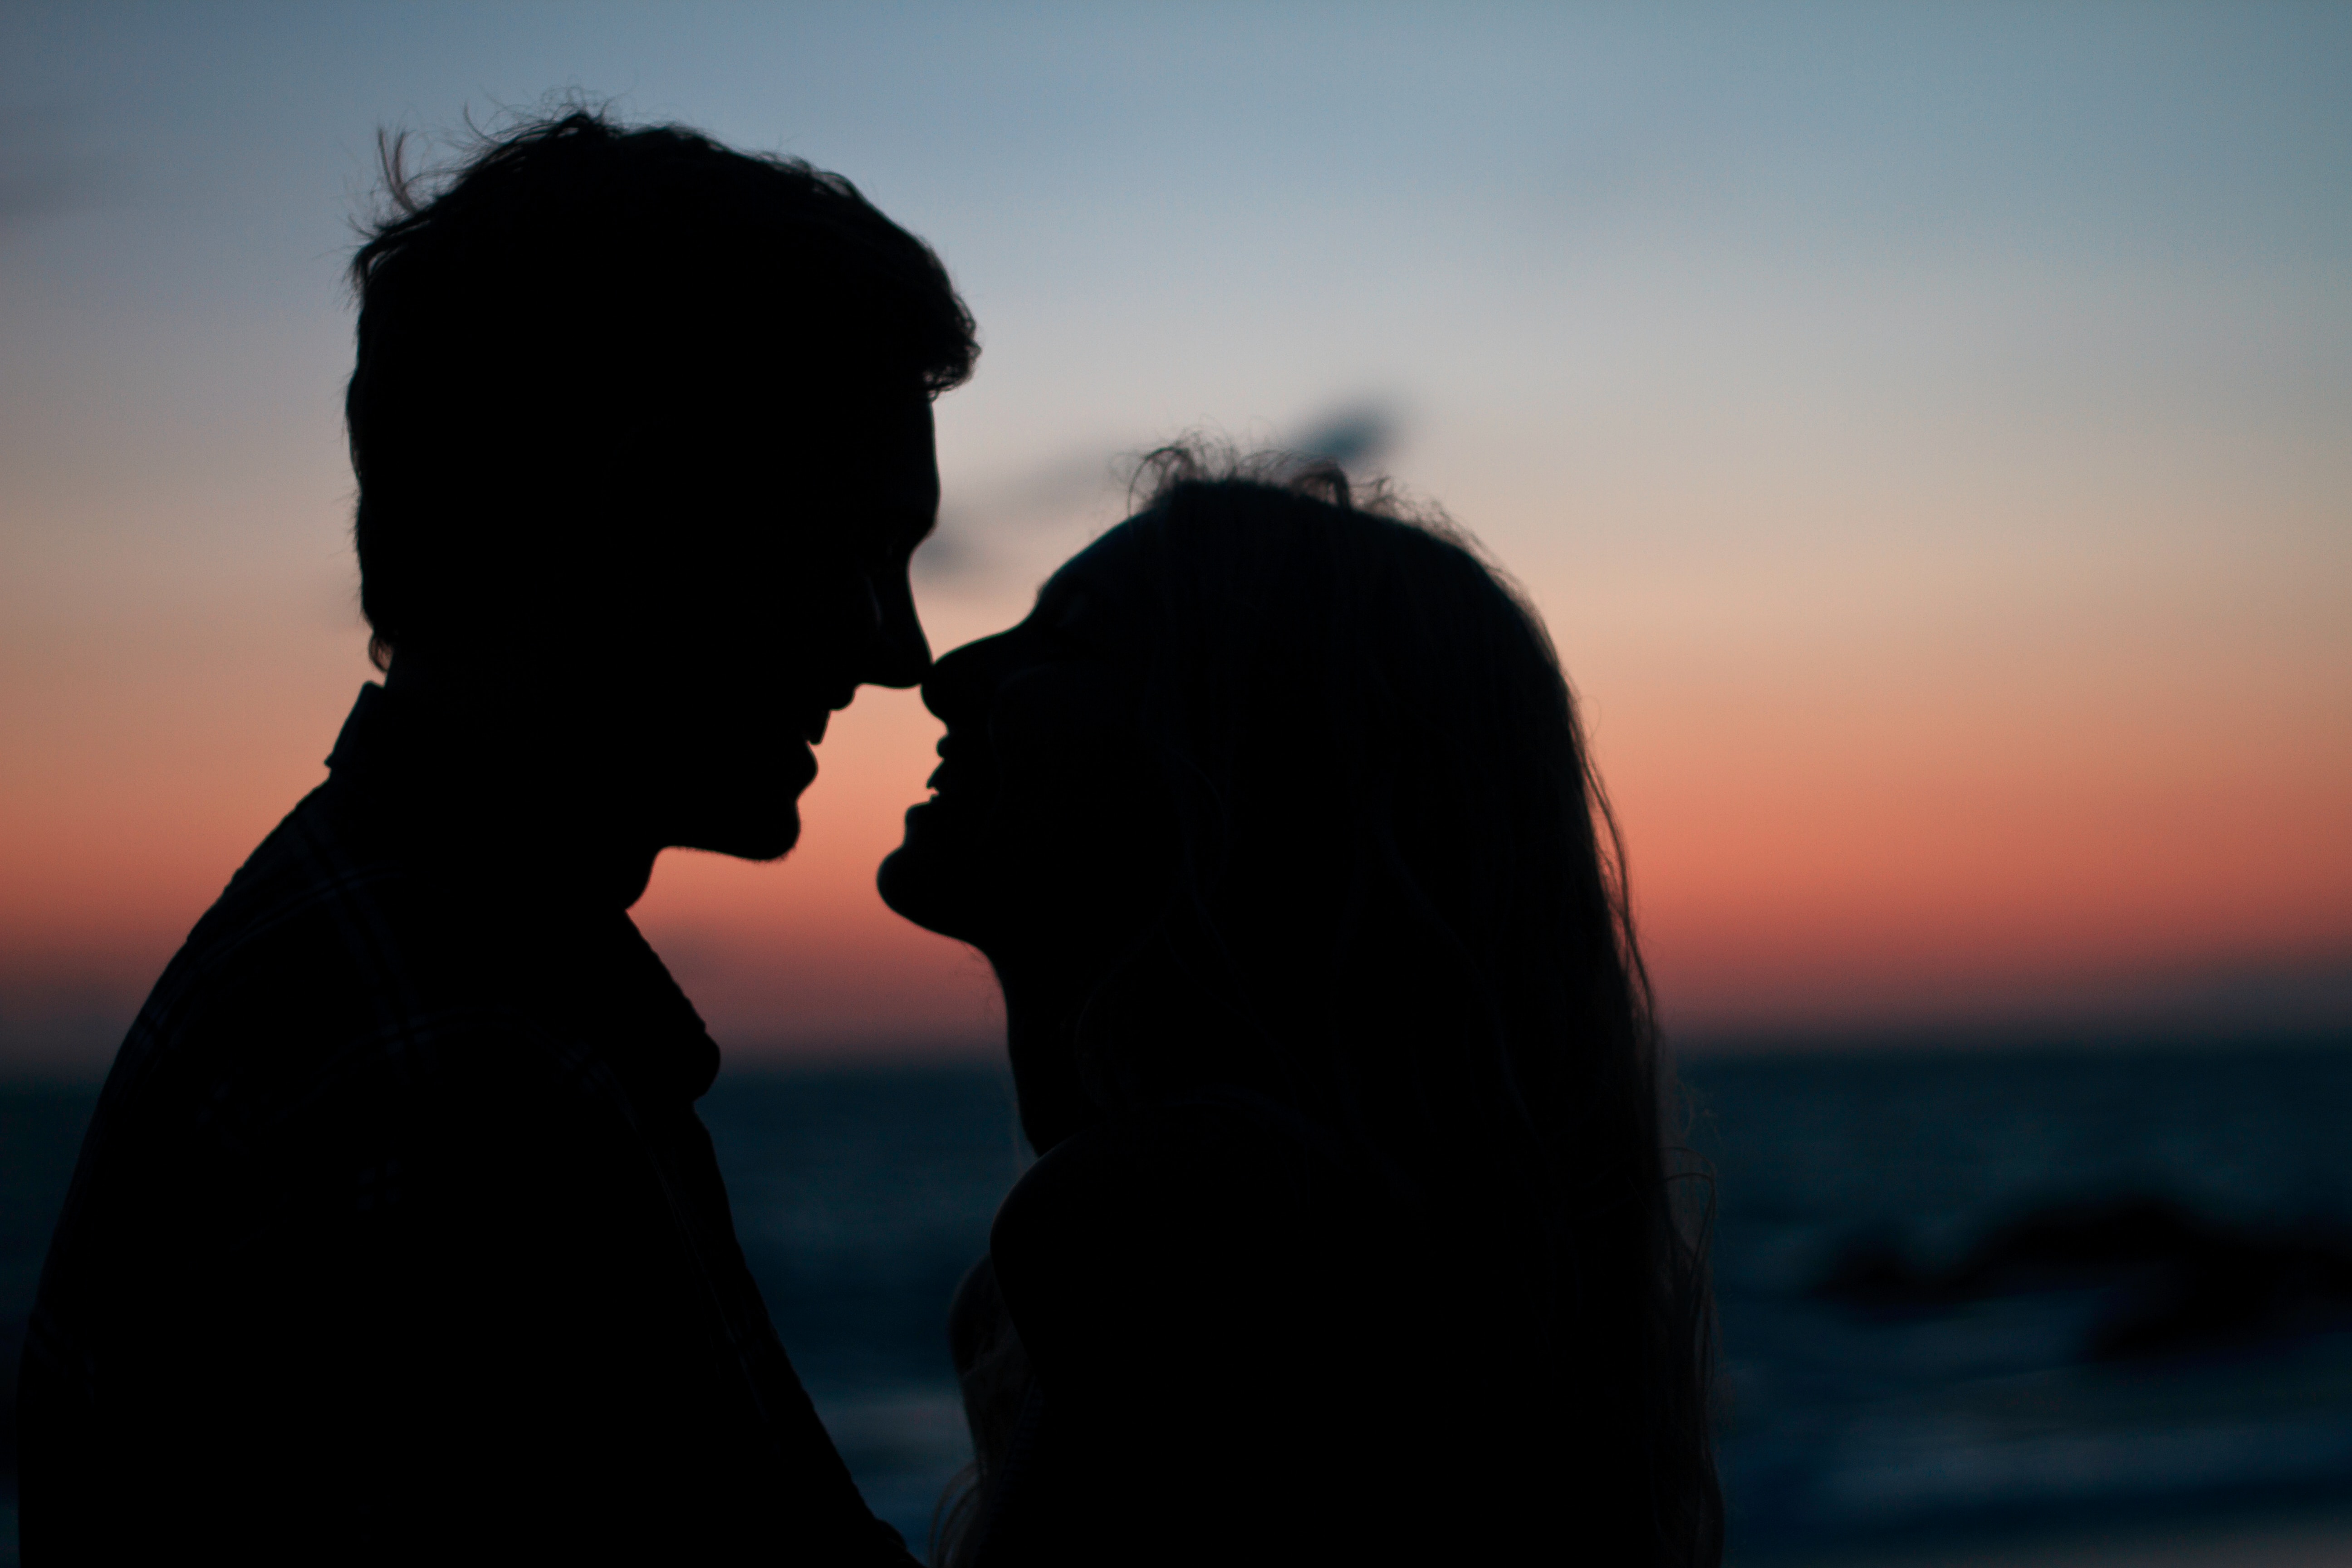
[990,1091,1390,1335]
[1001,1089,1362,1244]
[989,1093,1404,1411]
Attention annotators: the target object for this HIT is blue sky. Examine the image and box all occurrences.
[3,3,2347,1062]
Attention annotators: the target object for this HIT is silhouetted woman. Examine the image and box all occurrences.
[880,453,1719,1566]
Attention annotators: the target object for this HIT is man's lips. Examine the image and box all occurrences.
[798,690,858,747]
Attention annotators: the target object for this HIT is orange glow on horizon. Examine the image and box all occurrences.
[5,564,2349,1071]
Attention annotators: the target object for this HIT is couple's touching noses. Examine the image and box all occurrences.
[22,108,1720,1566]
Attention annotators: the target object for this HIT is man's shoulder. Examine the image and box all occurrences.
[185,780,389,953]
[129,785,412,1044]
[99,783,570,1143]
[46,777,706,1299]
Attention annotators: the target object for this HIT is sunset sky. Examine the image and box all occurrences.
[2,3,2347,1072]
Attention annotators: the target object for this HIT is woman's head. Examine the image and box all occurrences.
[883,449,1718,1563]
[885,451,1647,1163]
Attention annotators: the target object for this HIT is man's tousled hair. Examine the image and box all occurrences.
[345,105,978,668]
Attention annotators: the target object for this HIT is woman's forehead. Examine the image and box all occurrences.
[1039,514,1149,599]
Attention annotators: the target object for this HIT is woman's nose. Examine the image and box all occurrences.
[921,631,1007,724]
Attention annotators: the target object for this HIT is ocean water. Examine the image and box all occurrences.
[1689,1041,2352,1558]
[4,1037,2349,1561]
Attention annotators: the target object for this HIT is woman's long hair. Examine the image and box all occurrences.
[1066,448,1720,1566]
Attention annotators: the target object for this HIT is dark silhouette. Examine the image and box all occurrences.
[21,109,975,1563]
[881,453,1722,1566]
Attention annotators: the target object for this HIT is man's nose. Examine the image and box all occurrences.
[863,572,931,690]
[918,642,963,721]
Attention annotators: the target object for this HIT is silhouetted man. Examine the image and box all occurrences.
[20,112,975,1563]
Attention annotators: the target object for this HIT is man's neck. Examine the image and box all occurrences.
[373,655,663,911]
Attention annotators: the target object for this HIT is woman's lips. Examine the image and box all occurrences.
[922,741,990,805]
[926,734,970,795]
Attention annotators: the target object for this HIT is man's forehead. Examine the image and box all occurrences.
[783,392,937,510]
[814,383,936,453]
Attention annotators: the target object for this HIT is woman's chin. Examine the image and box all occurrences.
[876,823,979,941]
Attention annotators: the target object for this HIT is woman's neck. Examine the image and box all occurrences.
[991,958,1105,1155]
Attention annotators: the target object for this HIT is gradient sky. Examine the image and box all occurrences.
[2,2,2347,1070]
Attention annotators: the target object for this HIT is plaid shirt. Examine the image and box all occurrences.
[20,686,914,1564]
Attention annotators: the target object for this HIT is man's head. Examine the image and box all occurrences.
[345,108,976,861]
